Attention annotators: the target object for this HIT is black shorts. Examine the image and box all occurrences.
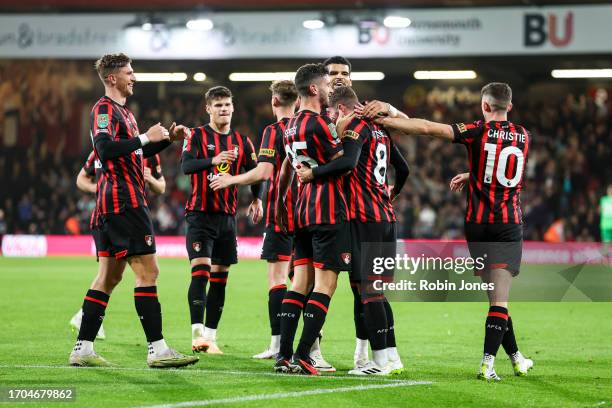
[349,220,397,283]
[96,207,156,259]
[294,223,351,273]
[261,227,293,262]
[186,211,238,265]
[464,223,523,276]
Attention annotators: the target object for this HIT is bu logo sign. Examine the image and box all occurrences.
[524,12,573,47]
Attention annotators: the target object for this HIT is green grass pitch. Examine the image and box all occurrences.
[0,257,611,407]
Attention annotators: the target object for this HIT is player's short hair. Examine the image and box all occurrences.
[329,86,359,110]
[294,63,328,97]
[205,86,233,105]
[94,53,131,82]
[481,82,512,112]
[323,56,352,73]
[270,80,298,107]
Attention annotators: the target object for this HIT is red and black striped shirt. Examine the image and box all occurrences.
[452,120,530,224]
[183,125,257,215]
[258,118,298,233]
[343,118,396,223]
[284,110,348,228]
[84,150,162,229]
[90,96,147,215]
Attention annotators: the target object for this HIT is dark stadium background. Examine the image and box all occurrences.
[0,0,610,242]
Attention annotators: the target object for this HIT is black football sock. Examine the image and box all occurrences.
[351,281,368,340]
[134,286,163,342]
[383,299,397,348]
[188,264,210,325]
[205,272,228,329]
[501,315,519,356]
[279,291,306,359]
[269,284,287,336]
[364,297,388,351]
[295,292,331,360]
[484,306,509,356]
[78,289,110,342]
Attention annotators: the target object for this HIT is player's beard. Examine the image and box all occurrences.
[318,92,329,111]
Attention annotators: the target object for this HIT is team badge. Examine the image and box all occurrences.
[145,235,154,246]
[456,123,467,133]
[193,242,201,252]
[341,252,351,264]
[97,114,109,129]
[217,162,230,173]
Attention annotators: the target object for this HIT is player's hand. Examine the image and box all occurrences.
[143,166,154,183]
[212,150,238,166]
[209,173,233,191]
[336,111,355,138]
[450,172,469,192]
[169,123,190,142]
[247,198,263,224]
[296,164,314,184]
[387,184,400,202]
[358,100,391,119]
[275,199,289,234]
[146,123,170,143]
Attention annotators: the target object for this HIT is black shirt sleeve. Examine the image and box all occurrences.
[389,142,409,197]
[311,138,361,179]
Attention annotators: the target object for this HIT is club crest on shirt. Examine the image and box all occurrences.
[97,114,109,129]
[217,162,230,173]
[144,235,154,246]
[193,242,201,252]
[208,144,216,150]
[341,252,351,264]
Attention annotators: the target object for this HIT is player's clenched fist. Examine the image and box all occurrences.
[212,150,238,166]
[169,122,190,142]
[146,122,170,142]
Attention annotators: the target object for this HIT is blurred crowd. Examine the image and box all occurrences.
[1,60,610,242]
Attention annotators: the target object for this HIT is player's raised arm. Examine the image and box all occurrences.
[376,117,455,141]
[357,99,409,120]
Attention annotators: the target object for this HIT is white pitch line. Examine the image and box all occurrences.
[0,364,409,383]
[142,381,432,408]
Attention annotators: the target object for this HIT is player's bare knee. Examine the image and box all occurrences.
[268,261,289,287]
[191,257,211,267]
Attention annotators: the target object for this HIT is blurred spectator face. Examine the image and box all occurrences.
[206,97,234,127]
[108,63,136,97]
[326,63,351,89]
